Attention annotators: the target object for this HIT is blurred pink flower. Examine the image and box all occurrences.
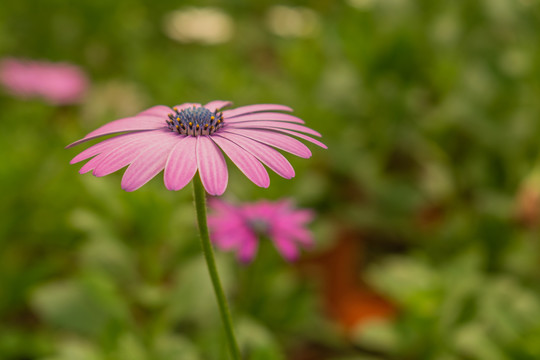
[67,101,326,195]
[0,58,88,105]
[208,199,315,262]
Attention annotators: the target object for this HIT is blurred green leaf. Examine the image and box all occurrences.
[31,275,130,338]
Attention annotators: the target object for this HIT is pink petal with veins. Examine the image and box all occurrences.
[121,134,179,191]
[212,135,270,188]
[225,112,305,124]
[227,121,321,137]
[196,136,228,196]
[222,129,311,158]
[219,132,295,179]
[222,104,292,118]
[204,100,233,112]
[164,136,198,191]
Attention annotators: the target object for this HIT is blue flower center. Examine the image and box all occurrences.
[166,106,224,136]
[247,218,270,236]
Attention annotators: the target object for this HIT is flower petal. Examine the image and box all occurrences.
[273,236,299,261]
[222,129,311,158]
[217,132,294,179]
[66,116,165,148]
[173,103,201,111]
[227,121,321,137]
[137,105,174,117]
[196,136,228,195]
[208,214,244,234]
[204,100,233,112]
[212,226,251,250]
[121,134,179,192]
[222,104,293,118]
[238,236,258,263]
[266,128,328,149]
[212,136,270,188]
[164,136,198,191]
[273,221,314,247]
[289,228,314,246]
[92,131,166,177]
[79,155,104,174]
[225,112,305,124]
[70,133,138,164]
[212,233,243,250]
[287,209,315,224]
[208,198,237,213]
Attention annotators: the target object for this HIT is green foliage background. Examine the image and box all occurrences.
[1,0,540,359]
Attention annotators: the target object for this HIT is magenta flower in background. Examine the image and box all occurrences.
[0,57,88,105]
[208,199,315,262]
[67,101,326,195]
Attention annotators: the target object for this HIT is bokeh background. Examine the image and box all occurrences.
[2,0,540,359]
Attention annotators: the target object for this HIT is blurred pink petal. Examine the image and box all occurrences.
[0,57,88,105]
[208,199,315,262]
[273,236,299,261]
[238,236,259,263]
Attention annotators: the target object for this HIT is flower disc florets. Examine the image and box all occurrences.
[247,218,270,236]
[166,105,224,136]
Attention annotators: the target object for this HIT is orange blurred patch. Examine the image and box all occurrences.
[300,229,395,334]
[515,183,540,228]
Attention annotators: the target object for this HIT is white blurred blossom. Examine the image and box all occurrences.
[82,81,149,124]
[163,7,234,45]
[265,6,320,38]
[499,49,531,77]
[347,0,376,10]
[431,13,460,46]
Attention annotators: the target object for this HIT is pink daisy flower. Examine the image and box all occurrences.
[208,199,315,262]
[67,101,326,195]
[0,57,88,105]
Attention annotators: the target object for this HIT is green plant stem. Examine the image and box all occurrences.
[192,176,241,360]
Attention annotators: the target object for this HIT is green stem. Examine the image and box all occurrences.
[192,176,242,360]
